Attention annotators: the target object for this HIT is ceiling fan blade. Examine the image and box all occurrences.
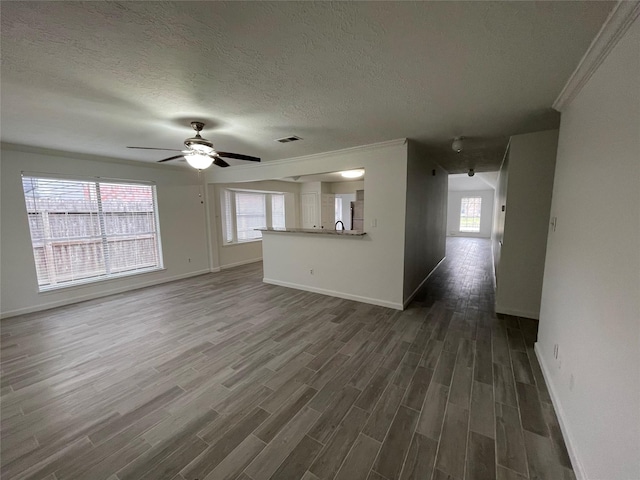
[216,152,261,162]
[157,155,185,163]
[127,146,183,151]
[214,157,230,168]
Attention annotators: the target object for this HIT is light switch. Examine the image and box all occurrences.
[371,218,377,227]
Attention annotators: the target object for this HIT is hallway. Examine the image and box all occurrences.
[1,238,573,480]
[413,237,574,480]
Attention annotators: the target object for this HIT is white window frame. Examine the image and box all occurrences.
[221,189,286,245]
[459,196,482,233]
[21,173,164,292]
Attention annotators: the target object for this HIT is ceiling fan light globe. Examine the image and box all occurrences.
[452,137,464,153]
[185,154,214,170]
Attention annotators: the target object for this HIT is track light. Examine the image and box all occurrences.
[468,169,475,177]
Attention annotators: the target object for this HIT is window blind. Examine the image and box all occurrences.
[221,190,285,244]
[235,192,266,242]
[224,190,234,243]
[271,194,285,229]
[22,176,163,291]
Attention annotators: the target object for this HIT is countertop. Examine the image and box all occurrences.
[256,227,366,237]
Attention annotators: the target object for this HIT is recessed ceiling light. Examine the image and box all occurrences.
[341,170,364,178]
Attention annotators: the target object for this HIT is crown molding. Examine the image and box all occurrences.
[553,1,640,112]
[0,142,188,171]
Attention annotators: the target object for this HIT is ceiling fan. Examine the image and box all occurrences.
[127,121,261,170]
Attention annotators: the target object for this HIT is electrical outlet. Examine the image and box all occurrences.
[309,268,314,275]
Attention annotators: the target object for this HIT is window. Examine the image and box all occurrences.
[236,192,266,242]
[271,194,285,229]
[460,197,482,233]
[335,197,343,223]
[222,189,285,244]
[22,175,163,291]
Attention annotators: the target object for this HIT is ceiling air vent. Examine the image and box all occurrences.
[275,135,302,143]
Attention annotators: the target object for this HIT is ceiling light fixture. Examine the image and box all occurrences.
[452,136,464,153]
[185,153,214,170]
[468,168,475,177]
[341,169,364,179]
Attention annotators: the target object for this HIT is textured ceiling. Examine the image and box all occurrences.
[1,1,613,173]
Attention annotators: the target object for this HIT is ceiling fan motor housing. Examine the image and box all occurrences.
[184,122,215,153]
[184,137,215,152]
[190,121,205,132]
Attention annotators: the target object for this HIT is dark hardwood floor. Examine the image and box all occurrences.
[1,237,573,480]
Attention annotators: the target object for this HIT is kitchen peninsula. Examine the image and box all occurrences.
[257,227,366,237]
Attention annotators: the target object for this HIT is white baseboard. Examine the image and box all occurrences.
[262,277,403,311]
[403,256,446,309]
[535,343,586,480]
[0,269,212,319]
[494,304,539,320]
[220,258,262,270]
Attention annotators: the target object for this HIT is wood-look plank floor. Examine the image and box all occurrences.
[1,237,574,480]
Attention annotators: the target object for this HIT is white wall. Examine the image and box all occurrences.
[212,180,300,269]
[494,129,558,319]
[447,189,494,238]
[403,141,448,305]
[537,16,640,480]
[492,151,509,280]
[329,180,364,194]
[208,139,409,309]
[0,145,210,318]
